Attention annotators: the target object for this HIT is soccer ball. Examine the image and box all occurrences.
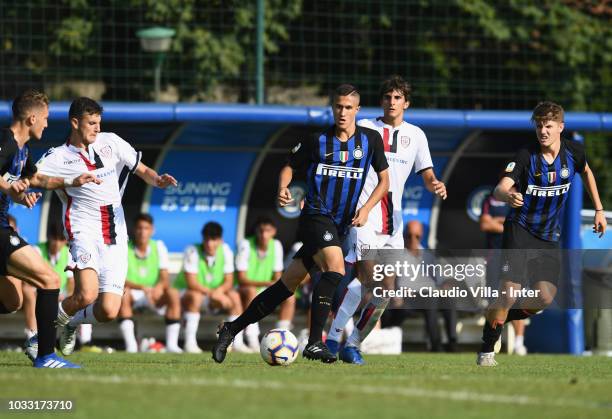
[259,328,299,366]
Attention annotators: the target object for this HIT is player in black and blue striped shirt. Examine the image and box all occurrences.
[213,84,389,363]
[477,102,607,366]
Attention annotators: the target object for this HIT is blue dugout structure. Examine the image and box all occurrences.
[2,103,610,354]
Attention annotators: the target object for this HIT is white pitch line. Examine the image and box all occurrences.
[1,373,609,410]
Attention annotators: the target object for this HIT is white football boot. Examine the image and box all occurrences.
[477,352,498,366]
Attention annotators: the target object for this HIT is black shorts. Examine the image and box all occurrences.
[0,227,29,275]
[293,214,344,272]
[500,221,561,287]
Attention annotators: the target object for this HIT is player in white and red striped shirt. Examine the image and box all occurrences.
[35,97,177,358]
[326,76,447,364]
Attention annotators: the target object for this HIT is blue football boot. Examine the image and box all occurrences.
[33,352,81,369]
[339,345,365,365]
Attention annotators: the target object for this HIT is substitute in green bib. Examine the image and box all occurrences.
[236,216,295,350]
[118,214,182,353]
[175,222,249,353]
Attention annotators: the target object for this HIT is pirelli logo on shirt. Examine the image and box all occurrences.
[526,183,571,197]
[316,163,364,179]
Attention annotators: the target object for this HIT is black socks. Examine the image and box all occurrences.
[229,280,293,335]
[36,288,60,358]
[308,271,343,345]
[480,318,504,353]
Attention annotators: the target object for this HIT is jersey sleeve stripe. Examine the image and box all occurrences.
[130,151,142,174]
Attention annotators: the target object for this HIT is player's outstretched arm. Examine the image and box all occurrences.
[581,163,607,237]
[27,172,101,190]
[494,177,523,208]
[277,165,295,207]
[134,162,177,188]
[353,168,389,226]
[421,168,447,200]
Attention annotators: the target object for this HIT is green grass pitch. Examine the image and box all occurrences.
[1,352,611,419]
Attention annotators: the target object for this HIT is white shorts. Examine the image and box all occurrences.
[70,237,128,296]
[345,223,404,264]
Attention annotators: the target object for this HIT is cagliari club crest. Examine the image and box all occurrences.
[99,145,112,159]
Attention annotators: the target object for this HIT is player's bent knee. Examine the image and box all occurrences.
[74,290,98,308]
[98,305,120,322]
[39,270,61,290]
[166,287,180,299]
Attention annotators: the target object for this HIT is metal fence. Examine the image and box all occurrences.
[1,1,611,110]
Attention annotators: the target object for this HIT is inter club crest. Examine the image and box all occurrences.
[560,166,570,179]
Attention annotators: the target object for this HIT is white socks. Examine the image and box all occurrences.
[165,322,181,351]
[245,322,260,349]
[276,320,292,330]
[68,303,98,327]
[245,322,260,339]
[56,301,72,327]
[119,319,138,353]
[25,328,37,339]
[327,278,362,342]
[79,324,93,345]
[515,335,524,348]
[346,296,389,348]
[184,312,200,347]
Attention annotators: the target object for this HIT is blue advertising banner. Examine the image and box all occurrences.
[148,151,256,252]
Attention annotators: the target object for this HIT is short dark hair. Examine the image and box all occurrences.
[134,213,154,225]
[531,101,564,124]
[255,216,276,229]
[333,84,360,103]
[202,222,223,239]
[12,89,49,121]
[69,97,103,121]
[379,75,411,101]
[47,222,66,241]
